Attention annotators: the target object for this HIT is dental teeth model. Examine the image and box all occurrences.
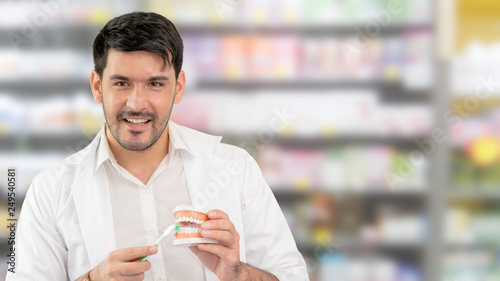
[139,205,219,261]
[173,205,218,246]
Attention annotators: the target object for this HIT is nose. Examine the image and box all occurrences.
[126,85,148,111]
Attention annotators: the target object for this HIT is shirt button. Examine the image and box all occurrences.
[156,276,165,281]
[147,228,156,236]
[142,187,150,194]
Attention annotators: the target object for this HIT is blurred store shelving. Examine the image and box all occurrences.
[0,0,446,280]
[444,0,500,281]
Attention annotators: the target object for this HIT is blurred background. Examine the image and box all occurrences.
[0,0,500,280]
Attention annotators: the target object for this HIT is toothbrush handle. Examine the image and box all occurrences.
[138,243,158,261]
[137,224,177,261]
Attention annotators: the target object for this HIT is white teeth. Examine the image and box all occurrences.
[126,118,148,124]
[175,216,203,225]
[178,226,201,233]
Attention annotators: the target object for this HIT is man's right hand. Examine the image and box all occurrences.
[89,246,158,280]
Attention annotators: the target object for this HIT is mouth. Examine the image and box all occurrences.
[123,118,151,125]
[173,206,209,239]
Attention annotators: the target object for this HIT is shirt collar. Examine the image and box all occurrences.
[95,122,193,173]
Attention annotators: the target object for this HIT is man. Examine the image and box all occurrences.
[7,12,308,281]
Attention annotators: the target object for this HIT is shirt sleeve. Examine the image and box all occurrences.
[6,175,69,281]
[239,150,309,281]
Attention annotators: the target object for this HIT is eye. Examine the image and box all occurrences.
[150,82,163,87]
[115,81,128,86]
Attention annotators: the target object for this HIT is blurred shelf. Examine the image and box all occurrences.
[445,242,500,249]
[273,188,427,198]
[176,23,433,35]
[198,79,432,101]
[448,189,500,200]
[0,23,433,37]
[296,239,424,252]
[0,79,90,93]
[223,134,434,151]
[0,24,100,50]
[0,131,97,152]
[271,135,432,148]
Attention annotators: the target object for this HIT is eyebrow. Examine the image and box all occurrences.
[109,74,130,81]
[150,76,169,81]
[109,74,170,82]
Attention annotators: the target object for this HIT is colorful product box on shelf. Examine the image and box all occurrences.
[375,206,426,244]
[443,248,500,281]
[302,37,338,80]
[147,0,214,25]
[402,29,434,90]
[446,204,500,246]
[318,253,421,281]
[380,36,403,81]
[0,94,25,135]
[452,149,500,189]
[0,93,103,136]
[221,35,247,81]
[0,50,92,81]
[181,31,434,86]
[187,35,223,80]
[451,42,500,95]
[258,144,428,192]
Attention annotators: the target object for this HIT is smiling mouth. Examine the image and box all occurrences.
[124,118,151,125]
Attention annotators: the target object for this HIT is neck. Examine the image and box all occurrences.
[105,125,169,184]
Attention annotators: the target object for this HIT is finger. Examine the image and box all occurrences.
[201,219,235,232]
[204,210,239,237]
[197,243,239,264]
[207,209,229,220]
[201,229,238,249]
[109,246,158,262]
[119,273,145,281]
[116,260,151,275]
[189,246,200,256]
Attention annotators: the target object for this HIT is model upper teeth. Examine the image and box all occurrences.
[176,216,203,225]
[126,118,148,124]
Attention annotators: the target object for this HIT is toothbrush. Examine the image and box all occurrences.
[139,224,179,261]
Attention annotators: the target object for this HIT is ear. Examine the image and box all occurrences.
[174,70,186,104]
[90,70,103,104]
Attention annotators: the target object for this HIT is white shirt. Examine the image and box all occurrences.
[96,125,206,281]
[7,121,309,281]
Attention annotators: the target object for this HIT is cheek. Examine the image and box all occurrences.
[104,91,126,109]
[154,94,175,113]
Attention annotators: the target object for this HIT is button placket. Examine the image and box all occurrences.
[140,184,157,244]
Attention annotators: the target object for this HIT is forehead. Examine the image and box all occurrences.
[104,48,173,77]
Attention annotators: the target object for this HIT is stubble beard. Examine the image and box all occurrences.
[101,94,174,152]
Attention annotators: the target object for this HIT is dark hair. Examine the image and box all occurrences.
[92,12,183,79]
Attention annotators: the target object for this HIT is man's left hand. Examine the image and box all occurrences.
[189,209,242,281]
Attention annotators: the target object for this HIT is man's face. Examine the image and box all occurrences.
[90,49,185,151]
